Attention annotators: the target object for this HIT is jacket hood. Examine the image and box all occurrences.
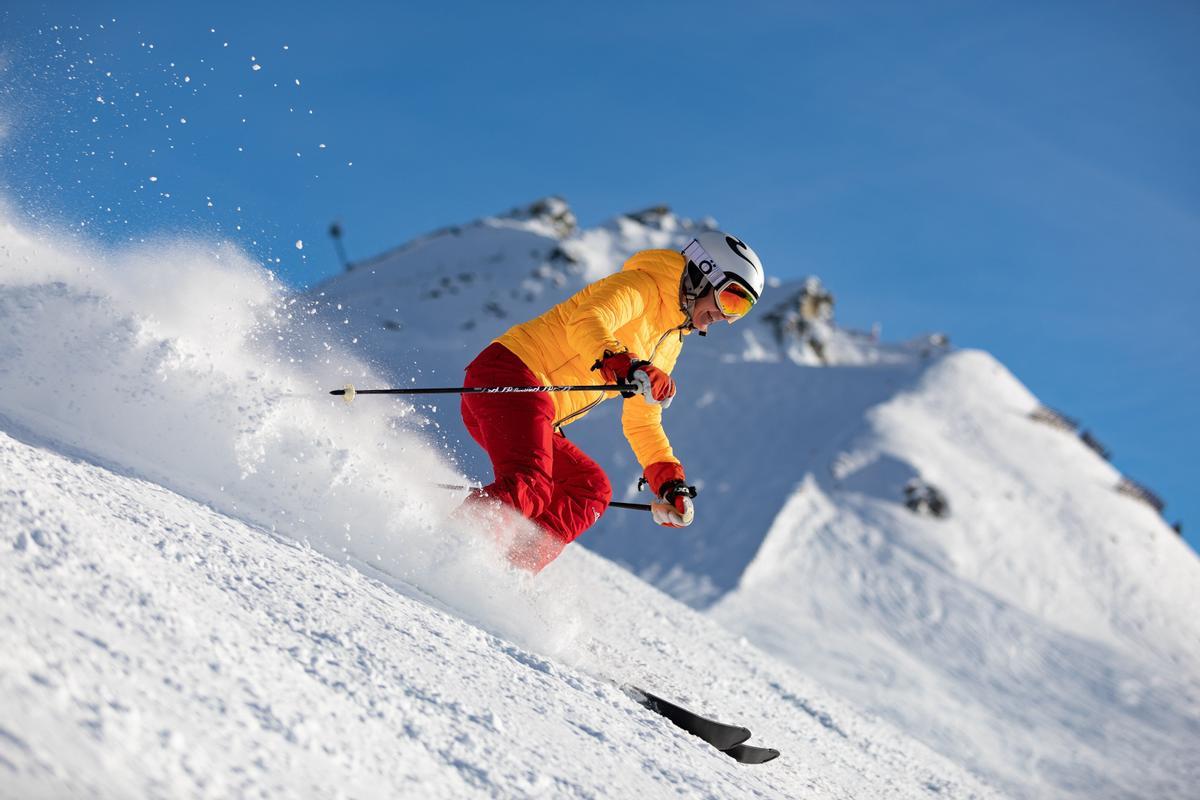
[622,250,690,327]
[621,249,686,282]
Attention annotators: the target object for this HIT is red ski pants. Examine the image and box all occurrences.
[460,343,612,568]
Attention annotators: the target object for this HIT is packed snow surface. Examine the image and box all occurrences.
[0,210,998,797]
[2,427,998,799]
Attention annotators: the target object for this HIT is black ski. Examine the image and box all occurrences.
[724,743,781,764]
[628,686,751,751]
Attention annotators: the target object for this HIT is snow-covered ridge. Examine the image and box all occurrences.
[4,197,1198,798]
[713,349,1200,797]
[308,197,964,602]
[311,198,1200,798]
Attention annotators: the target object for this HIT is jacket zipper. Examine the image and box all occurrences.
[551,321,689,432]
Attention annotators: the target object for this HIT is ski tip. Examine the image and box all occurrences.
[723,743,781,765]
[725,727,753,750]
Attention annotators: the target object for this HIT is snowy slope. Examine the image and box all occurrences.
[308,199,1200,799]
[711,351,1200,798]
[0,209,999,798]
[1,427,999,799]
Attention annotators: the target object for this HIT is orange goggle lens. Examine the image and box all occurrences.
[716,282,756,319]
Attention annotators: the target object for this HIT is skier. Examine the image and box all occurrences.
[458,231,765,571]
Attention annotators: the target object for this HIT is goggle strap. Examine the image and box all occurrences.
[682,239,730,291]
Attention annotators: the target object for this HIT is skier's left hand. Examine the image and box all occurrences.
[651,488,694,528]
[645,461,696,528]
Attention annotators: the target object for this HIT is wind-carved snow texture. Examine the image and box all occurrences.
[310,199,1200,799]
[0,208,1001,798]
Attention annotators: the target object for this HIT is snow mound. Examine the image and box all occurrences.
[0,213,585,661]
[712,350,1200,798]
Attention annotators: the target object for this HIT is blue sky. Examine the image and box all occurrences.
[2,0,1197,548]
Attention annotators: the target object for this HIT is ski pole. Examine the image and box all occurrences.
[436,483,651,512]
[331,382,632,403]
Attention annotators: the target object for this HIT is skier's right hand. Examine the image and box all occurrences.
[594,351,676,407]
[594,350,639,394]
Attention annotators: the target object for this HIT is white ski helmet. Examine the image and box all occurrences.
[680,231,765,317]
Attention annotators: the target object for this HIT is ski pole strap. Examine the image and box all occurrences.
[637,476,698,501]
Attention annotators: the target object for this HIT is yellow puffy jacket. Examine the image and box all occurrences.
[495,249,692,470]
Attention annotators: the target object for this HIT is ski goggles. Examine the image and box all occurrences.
[714,280,756,320]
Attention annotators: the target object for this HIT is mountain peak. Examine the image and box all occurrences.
[495,195,578,238]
